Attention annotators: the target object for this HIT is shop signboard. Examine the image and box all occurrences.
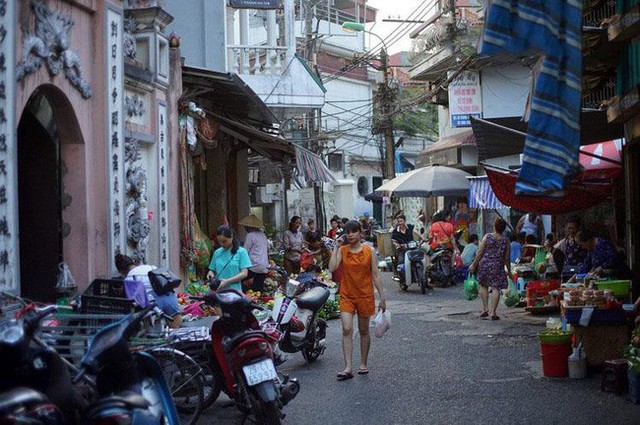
[229,0,282,9]
[448,70,482,128]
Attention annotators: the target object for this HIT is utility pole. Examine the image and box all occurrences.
[380,48,396,180]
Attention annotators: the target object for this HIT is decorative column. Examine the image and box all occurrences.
[0,0,17,291]
[284,0,295,64]
[157,102,169,267]
[107,7,126,259]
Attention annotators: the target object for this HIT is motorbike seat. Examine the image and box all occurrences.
[296,286,330,312]
[0,388,49,414]
[87,391,150,413]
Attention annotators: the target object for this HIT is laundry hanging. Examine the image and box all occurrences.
[481,0,584,196]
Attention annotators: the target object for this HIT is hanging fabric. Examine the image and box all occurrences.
[481,0,584,196]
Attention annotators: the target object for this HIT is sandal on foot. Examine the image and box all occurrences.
[357,367,369,375]
[479,311,489,318]
[336,371,354,381]
[491,315,500,320]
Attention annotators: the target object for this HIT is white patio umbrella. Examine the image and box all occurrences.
[374,165,471,198]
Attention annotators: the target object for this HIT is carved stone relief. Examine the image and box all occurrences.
[124,137,150,262]
[125,93,145,118]
[123,18,137,61]
[17,0,92,99]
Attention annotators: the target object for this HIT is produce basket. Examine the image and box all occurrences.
[538,329,574,344]
[594,280,631,298]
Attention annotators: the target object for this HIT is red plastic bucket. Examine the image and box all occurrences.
[540,342,571,377]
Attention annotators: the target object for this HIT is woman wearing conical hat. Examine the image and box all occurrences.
[239,214,269,292]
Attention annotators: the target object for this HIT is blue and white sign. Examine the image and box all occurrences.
[449,71,482,128]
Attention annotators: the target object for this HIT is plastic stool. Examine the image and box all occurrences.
[601,359,629,395]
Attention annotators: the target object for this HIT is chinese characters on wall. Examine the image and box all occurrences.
[107,9,125,258]
[0,0,16,290]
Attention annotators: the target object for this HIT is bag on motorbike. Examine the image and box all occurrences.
[463,273,478,300]
[503,279,520,308]
[148,268,181,295]
[373,309,391,338]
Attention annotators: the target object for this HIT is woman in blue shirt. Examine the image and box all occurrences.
[207,225,252,292]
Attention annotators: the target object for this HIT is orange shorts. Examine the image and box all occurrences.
[339,295,375,318]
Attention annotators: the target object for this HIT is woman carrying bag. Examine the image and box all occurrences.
[469,217,511,320]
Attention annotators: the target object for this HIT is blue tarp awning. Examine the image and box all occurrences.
[468,176,506,210]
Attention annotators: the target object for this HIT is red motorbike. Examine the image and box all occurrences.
[193,290,299,425]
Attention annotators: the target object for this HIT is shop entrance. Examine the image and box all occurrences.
[17,90,64,302]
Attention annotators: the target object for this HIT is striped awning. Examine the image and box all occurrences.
[468,176,506,210]
[295,146,337,184]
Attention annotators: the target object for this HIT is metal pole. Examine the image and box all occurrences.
[380,48,395,180]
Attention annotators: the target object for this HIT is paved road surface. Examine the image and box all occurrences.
[198,272,640,424]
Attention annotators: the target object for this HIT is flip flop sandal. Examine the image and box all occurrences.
[491,315,500,320]
[357,368,369,375]
[336,371,354,381]
[479,311,489,318]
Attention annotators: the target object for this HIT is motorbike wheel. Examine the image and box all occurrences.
[413,263,426,294]
[257,400,282,425]
[149,348,204,425]
[302,318,327,364]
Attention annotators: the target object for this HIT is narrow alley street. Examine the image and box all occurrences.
[201,272,640,425]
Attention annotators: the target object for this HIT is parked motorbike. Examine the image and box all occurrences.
[266,268,329,364]
[74,306,180,425]
[428,247,455,287]
[393,241,430,294]
[0,295,79,424]
[194,290,299,425]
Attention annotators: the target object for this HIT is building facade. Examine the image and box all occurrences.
[2,0,181,300]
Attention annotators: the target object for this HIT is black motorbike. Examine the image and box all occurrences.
[0,294,81,424]
[428,247,455,287]
[393,241,430,294]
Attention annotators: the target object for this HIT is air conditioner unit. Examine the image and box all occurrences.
[257,187,273,204]
[265,183,281,195]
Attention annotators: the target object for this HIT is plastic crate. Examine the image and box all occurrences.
[595,280,631,298]
[81,294,134,314]
[86,278,126,298]
[527,279,561,292]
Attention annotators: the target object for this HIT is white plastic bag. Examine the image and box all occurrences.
[55,262,77,293]
[373,309,391,338]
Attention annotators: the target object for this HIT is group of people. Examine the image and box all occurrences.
[466,212,631,321]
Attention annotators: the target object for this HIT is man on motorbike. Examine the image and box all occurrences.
[391,214,416,270]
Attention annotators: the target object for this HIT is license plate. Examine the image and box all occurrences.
[242,359,278,386]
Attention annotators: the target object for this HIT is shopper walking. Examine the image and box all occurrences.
[207,225,252,292]
[283,216,303,275]
[469,217,511,320]
[329,220,386,381]
[240,214,269,292]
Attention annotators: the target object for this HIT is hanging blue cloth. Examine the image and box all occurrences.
[481,0,583,195]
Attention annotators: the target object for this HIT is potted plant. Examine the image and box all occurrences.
[624,328,640,403]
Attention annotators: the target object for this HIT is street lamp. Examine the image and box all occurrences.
[341,22,395,181]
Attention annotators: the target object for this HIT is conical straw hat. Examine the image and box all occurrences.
[238,213,263,229]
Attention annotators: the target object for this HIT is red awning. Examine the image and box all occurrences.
[485,167,613,215]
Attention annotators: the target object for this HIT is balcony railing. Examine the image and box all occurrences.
[227,45,289,75]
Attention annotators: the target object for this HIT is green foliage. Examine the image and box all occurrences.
[392,86,438,137]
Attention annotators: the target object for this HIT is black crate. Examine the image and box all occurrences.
[80,294,135,315]
[87,279,126,298]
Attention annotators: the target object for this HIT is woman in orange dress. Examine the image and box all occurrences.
[329,220,386,381]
